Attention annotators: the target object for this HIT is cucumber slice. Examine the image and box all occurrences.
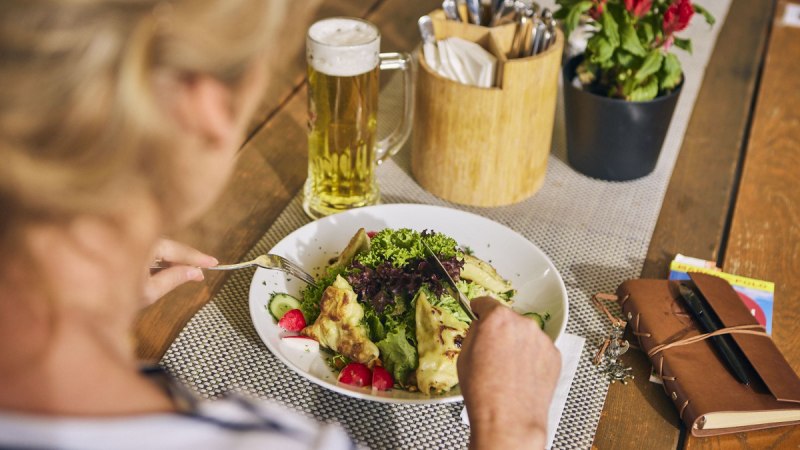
[523,312,550,330]
[268,293,301,321]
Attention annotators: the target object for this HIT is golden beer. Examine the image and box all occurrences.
[303,17,413,218]
[305,63,379,216]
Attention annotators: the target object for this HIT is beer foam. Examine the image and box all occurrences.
[307,18,380,77]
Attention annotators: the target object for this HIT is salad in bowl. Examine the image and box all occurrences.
[266,228,549,395]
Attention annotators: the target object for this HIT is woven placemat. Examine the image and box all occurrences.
[161,2,731,448]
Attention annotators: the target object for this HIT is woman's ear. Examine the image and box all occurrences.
[168,74,236,150]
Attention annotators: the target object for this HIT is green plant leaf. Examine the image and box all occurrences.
[626,76,659,101]
[587,35,614,64]
[600,9,620,47]
[635,50,664,82]
[615,49,634,68]
[553,8,569,20]
[565,1,593,37]
[639,22,654,45]
[659,53,682,90]
[576,60,598,85]
[693,4,716,26]
[553,0,574,21]
[673,37,692,53]
[621,22,646,57]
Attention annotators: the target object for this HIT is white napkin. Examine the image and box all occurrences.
[461,333,586,450]
[430,37,497,88]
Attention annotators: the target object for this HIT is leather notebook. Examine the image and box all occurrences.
[617,272,800,436]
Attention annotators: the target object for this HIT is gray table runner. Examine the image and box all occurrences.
[161,2,731,448]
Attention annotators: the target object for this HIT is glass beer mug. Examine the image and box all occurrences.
[303,17,414,219]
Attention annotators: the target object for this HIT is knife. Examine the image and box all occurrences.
[465,0,482,25]
[489,0,516,26]
[511,12,532,58]
[418,15,440,72]
[442,0,463,22]
[678,282,750,385]
[421,241,478,321]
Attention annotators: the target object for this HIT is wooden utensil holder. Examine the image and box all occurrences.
[411,12,563,207]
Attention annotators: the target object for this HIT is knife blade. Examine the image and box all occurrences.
[421,241,477,321]
[442,0,463,22]
[465,0,482,25]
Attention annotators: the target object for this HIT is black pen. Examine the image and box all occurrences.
[677,282,750,385]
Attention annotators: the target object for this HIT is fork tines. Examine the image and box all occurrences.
[270,254,317,286]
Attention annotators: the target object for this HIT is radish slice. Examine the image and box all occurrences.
[372,366,393,391]
[280,335,319,354]
[338,362,372,387]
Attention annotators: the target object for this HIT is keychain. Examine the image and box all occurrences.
[591,293,634,384]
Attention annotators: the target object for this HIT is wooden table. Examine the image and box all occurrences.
[134,0,800,448]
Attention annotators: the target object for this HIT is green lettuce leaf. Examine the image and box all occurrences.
[431,291,474,324]
[300,265,346,323]
[376,327,418,385]
[356,228,459,268]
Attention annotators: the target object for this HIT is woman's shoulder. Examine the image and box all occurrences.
[0,395,354,450]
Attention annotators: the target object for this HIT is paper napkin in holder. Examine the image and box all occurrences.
[428,37,497,88]
[411,10,564,207]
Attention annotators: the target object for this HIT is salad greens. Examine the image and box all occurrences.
[296,227,525,391]
[357,228,459,268]
[300,228,462,323]
[299,266,345,324]
[375,327,417,385]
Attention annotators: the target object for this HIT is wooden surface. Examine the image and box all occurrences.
[685,1,800,448]
[133,0,798,448]
[592,0,776,448]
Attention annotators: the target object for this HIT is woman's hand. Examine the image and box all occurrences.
[143,239,218,304]
[457,296,561,450]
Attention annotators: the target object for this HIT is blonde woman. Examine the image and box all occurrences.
[0,1,560,449]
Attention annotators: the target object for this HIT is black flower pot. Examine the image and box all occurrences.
[562,55,683,181]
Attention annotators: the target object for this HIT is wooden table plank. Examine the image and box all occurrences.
[685,1,800,448]
[592,0,775,448]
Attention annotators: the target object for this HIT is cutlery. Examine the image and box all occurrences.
[442,0,463,22]
[543,8,557,49]
[489,0,516,26]
[418,15,440,71]
[465,0,482,25]
[511,11,533,57]
[152,254,317,286]
[531,18,547,55]
[422,241,478,321]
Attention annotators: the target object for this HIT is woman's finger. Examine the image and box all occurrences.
[469,296,504,319]
[143,265,205,304]
[152,238,218,268]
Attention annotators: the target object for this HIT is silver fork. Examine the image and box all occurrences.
[206,254,317,286]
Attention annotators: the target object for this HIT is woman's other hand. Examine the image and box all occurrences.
[144,239,218,304]
[457,296,561,450]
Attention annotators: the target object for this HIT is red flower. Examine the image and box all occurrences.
[589,0,607,21]
[663,0,695,35]
[624,0,652,18]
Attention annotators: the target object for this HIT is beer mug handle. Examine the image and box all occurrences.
[374,52,415,164]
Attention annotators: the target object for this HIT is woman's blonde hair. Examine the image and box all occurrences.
[0,0,285,243]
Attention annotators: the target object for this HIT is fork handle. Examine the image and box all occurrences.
[204,262,253,271]
[150,264,245,271]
